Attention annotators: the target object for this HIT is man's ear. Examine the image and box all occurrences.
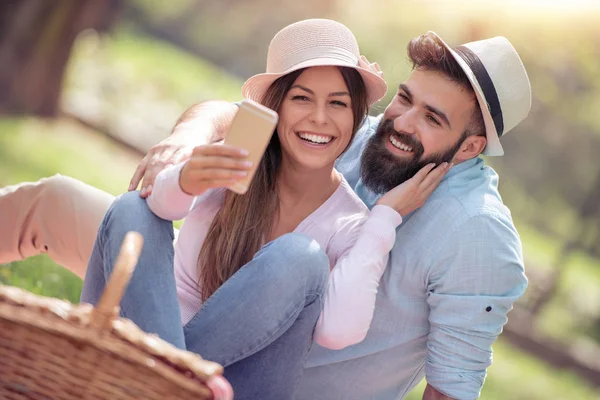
[453,135,487,163]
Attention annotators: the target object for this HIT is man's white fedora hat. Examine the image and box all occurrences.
[242,19,388,107]
[430,32,532,156]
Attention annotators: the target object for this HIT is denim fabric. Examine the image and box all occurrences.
[81,191,329,400]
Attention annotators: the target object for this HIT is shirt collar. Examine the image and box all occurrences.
[442,157,482,182]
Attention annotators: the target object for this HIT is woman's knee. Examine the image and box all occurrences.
[259,233,330,292]
[274,233,329,265]
[110,191,150,218]
[103,191,172,238]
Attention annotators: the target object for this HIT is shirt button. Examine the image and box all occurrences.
[486,306,492,312]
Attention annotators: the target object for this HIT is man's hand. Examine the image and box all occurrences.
[129,138,193,197]
[128,100,238,197]
[423,384,455,400]
[376,162,451,216]
[179,144,253,196]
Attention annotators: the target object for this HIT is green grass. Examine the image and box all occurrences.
[405,338,600,400]
[1,256,82,302]
[481,339,600,400]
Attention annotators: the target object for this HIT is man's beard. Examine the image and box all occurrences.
[360,119,466,194]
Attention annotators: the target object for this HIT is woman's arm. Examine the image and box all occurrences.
[146,162,196,221]
[147,143,252,220]
[313,205,401,349]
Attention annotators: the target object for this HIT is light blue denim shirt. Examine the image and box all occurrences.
[296,115,528,400]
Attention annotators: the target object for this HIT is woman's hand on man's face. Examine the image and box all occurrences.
[376,162,451,217]
[178,144,253,196]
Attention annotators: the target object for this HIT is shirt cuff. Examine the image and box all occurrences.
[370,204,402,227]
[149,162,195,219]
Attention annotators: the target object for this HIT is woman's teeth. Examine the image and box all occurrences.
[390,134,413,152]
[298,132,333,144]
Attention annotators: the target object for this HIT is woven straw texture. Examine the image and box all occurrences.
[266,19,360,72]
[242,18,388,105]
[0,232,228,400]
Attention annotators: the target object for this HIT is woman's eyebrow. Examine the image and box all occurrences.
[290,85,350,97]
[290,85,313,94]
[329,91,350,97]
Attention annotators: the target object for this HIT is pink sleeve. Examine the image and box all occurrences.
[313,205,402,350]
[146,162,195,221]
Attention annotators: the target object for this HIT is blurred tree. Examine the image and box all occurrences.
[529,169,600,316]
[0,0,122,117]
[126,0,338,78]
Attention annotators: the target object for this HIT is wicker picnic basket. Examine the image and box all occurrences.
[0,232,233,400]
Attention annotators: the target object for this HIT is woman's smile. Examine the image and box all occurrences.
[296,131,336,147]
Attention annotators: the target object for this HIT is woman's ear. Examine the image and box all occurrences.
[453,135,487,163]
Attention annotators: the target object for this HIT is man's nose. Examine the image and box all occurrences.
[393,109,417,135]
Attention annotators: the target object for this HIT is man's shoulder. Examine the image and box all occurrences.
[399,162,517,252]
[392,181,522,287]
[439,191,511,226]
[437,160,509,217]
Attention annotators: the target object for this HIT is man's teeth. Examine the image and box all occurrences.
[389,135,413,152]
[298,132,333,144]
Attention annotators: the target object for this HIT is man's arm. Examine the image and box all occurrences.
[423,384,454,400]
[423,214,528,400]
[129,100,237,195]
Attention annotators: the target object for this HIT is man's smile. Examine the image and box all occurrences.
[389,133,414,153]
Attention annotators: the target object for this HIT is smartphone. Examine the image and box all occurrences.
[224,99,279,194]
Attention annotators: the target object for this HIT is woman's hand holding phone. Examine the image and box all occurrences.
[376,162,451,217]
[179,144,253,196]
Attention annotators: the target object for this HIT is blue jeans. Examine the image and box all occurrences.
[81,191,330,400]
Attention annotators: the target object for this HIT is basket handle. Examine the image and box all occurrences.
[89,231,144,331]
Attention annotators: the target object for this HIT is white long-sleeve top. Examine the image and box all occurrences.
[147,162,401,350]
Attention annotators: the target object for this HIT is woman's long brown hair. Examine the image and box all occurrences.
[197,66,368,301]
